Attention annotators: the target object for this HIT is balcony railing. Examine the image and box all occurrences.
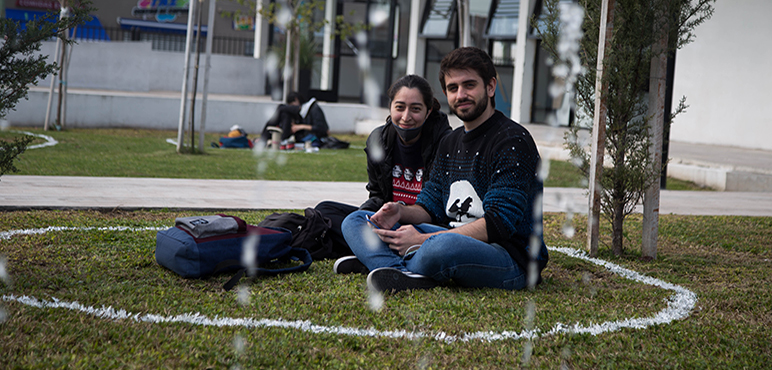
[67,25,255,57]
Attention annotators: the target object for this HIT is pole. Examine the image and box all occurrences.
[55,5,68,129]
[44,37,61,131]
[62,25,75,130]
[587,0,615,257]
[456,0,470,47]
[661,49,676,189]
[199,0,216,151]
[642,1,670,260]
[177,0,198,153]
[189,0,204,153]
[282,27,292,103]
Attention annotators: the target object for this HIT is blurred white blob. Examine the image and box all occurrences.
[363,78,381,108]
[560,346,572,370]
[0,256,11,287]
[562,217,575,238]
[369,136,385,162]
[265,52,280,84]
[276,153,288,166]
[362,224,382,252]
[0,119,9,130]
[237,284,250,306]
[521,340,533,366]
[276,6,292,28]
[0,307,6,324]
[369,5,390,27]
[538,159,550,182]
[367,286,384,311]
[234,334,245,353]
[242,234,260,276]
[556,3,584,79]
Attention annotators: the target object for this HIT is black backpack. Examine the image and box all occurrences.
[320,136,350,149]
[257,208,335,260]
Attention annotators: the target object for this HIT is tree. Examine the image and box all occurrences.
[538,0,714,256]
[0,0,93,119]
[0,135,34,179]
[0,1,92,178]
[228,0,365,98]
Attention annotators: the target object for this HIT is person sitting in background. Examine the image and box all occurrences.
[260,92,329,149]
[314,74,452,260]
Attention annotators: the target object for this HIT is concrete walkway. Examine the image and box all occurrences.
[3,107,772,216]
[2,175,772,217]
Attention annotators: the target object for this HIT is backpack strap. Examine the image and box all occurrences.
[222,248,313,291]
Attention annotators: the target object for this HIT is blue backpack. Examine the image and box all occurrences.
[218,135,253,149]
[155,215,312,291]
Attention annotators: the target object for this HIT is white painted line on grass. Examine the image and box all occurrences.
[11,130,58,149]
[1,227,697,342]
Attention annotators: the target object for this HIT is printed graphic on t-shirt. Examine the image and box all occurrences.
[392,164,424,205]
[446,180,484,227]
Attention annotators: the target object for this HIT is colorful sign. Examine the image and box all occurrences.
[132,0,190,23]
[15,0,60,10]
[232,14,255,31]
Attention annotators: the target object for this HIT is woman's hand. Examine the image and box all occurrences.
[368,202,402,230]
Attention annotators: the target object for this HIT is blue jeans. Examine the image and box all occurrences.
[341,210,527,290]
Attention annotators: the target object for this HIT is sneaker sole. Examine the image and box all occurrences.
[367,268,437,293]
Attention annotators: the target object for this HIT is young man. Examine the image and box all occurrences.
[338,47,549,293]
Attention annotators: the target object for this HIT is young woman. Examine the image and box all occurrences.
[315,75,451,261]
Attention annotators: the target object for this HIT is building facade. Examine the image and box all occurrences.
[5,0,771,150]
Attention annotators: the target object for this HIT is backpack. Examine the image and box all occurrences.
[257,207,334,260]
[155,214,312,291]
[320,136,350,149]
[218,135,254,149]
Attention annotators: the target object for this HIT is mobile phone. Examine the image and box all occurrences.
[366,215,380,229]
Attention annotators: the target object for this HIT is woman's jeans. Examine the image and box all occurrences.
[341,210,527,290]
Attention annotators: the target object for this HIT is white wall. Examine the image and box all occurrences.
[7,88,381,134]
[36,40,265,95]
[671,0,772,151]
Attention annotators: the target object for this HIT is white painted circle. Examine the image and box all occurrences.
[1,227,697,342]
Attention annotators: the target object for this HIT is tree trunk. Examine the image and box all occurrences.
[612,198,625,256]
[611,126,627,256]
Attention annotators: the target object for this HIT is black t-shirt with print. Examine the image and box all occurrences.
[391,136,425,205]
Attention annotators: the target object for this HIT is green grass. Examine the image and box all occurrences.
[1,210,769,368]
[1,127,707,189]
[1,127,739,368]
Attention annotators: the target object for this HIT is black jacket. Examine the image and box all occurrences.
[360,110,452,211]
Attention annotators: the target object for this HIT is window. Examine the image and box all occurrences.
[486,0,519,40]
[421,0,456,38]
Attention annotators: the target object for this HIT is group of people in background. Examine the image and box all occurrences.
[264,47,550,294]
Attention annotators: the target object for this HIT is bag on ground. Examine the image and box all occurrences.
[320,136,350,149]
[155,214,312,290]
[257,207,335,260]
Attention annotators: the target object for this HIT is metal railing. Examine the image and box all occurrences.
[68,25,255,57]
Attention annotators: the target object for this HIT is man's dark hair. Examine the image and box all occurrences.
[286,91,305,104]
[439,47,497,108]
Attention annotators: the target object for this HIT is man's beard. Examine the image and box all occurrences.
[451,94,488,122]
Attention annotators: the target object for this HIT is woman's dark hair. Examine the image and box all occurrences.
[439,47,497,108]
[387,74,441,113]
